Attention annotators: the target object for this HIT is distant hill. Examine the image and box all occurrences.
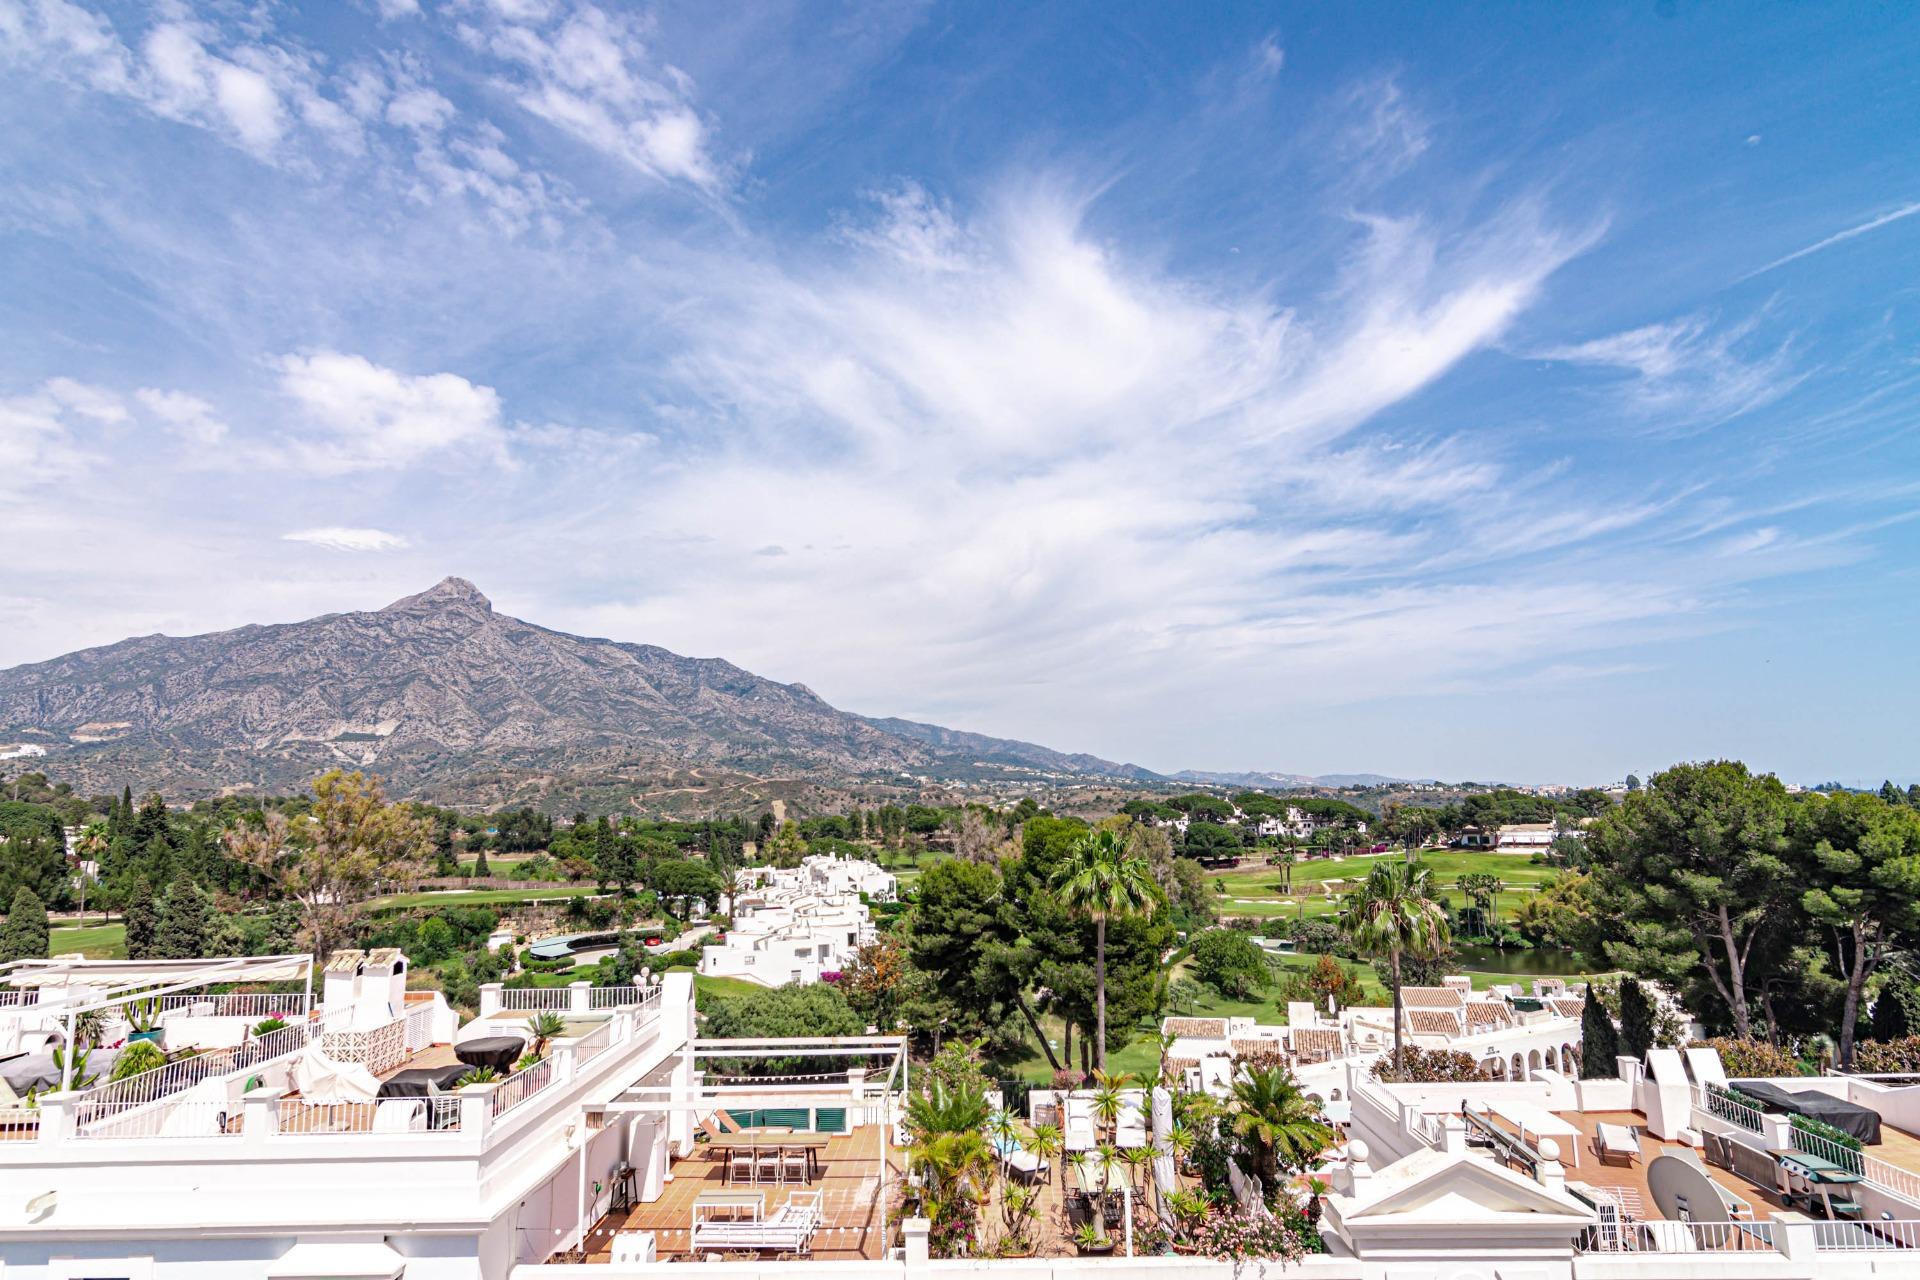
[0,577,1162,800]
[1170,769,1421,790]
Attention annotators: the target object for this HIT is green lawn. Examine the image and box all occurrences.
[1209,849,1561,922]
[51,923,127,959]
[695,975,766,1000]
[371,885,600,910]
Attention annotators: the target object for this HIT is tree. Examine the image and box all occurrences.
[652,859,723,919]
[1793,790,1920,1066]
[154,881,210,958]
[1190,928,1269,999]
[841,936,917,1031]
[1227,1065,1335,1199]
[0,887,48,963]
[1050,828,1163,1072]
[1579,987,1619,1078]
[1617,978,1656,1061]
[1343,859,1450,1077]
[124,875,158,960]
[1880,781,1904,805]
[1625,774,1642,792]
[1870,974,1914,1041]
[223,771,434,959]
[472,845,491,878]
[1584,762,1794,1039]
[763,821,807,868]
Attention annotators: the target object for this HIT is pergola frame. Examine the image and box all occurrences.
[0,955,316,1092]
[600,1034,908,1259]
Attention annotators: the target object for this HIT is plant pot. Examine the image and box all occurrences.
[1076,1242,1115,1257]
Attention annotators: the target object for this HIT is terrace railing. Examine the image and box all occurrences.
[589,985,653,1010]
[490,1056,554,1119]
[571,1020,614,1067]
[1788,1124,1920,1207]
[156,993,304,1020]
[276,1095,463,1136]
[498,988,573,1012]
[72,1020,312,1138]
[1697,1083,1767,1133]
[1627,1221,1777,1253]
[1813,1219,1920,1251]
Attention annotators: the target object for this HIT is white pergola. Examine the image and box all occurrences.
[0,954,316,1091]
[599,1035,908,1258]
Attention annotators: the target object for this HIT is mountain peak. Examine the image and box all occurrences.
[383,577,492,614]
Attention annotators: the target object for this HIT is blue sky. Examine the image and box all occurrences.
[2,1,1917,785]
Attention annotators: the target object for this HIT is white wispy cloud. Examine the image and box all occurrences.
[460,2,728,192]
[282,526,411,553]
[1536,312,1801,429]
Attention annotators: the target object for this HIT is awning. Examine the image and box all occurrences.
[266,1238,404,1279]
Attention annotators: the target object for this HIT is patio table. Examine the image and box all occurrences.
[454,1036,527,1071]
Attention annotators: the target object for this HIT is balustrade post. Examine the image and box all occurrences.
[34,1090,75,1146]
[568,981,592,1017]
[244,1087,282,1145]
[479,983,504,1017]
[553,1045,577,1084]
[461,1082,497,1142]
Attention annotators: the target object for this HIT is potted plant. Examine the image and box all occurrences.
[1072,1221,1114,1256]
[125,999,164,1047]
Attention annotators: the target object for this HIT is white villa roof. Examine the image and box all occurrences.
[1343,1148,1594,1225]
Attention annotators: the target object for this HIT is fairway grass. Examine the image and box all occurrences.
[370,885,600,910]
[51,923,127,959]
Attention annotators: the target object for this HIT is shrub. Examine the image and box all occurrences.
[1790,1112,1863,1154]
[1190,928,1270,998]
[252,1017,288,1037]
[1853,1036,1920,1074]
[1370,1046,1491,1084]
[1688,1037,1804,1078]
[109,1040,167,1081]
[1187,1206,1309,1262]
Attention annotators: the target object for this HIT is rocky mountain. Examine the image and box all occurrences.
[0,578,1159,800]
[1169,768,1421,790]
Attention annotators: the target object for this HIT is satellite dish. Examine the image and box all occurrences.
[1647,1154,1729,1224]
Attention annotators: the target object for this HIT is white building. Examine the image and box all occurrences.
[0,946,921,1280]
[699,855,891,987]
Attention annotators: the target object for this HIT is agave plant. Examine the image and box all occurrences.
[1027,1122,1062,1166]
[1090,1079,1124,1141]
[459,1066,503,1086]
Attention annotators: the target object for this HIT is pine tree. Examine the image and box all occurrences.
[1579,987,1619,1079]
[263,900,303,956]
[124,876,158,960]
[1880,780,1904,805]
[0,887,49,963]
[154,881,210,959]
[1618,978,1656,1061]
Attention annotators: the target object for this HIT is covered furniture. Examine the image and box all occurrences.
[453,1036,526,1071]
[1734,1080,1882,1144]
[293,1045,380,1103]
[377,1064,470,1098]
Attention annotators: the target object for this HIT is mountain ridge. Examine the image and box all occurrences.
[0,578,1160,799]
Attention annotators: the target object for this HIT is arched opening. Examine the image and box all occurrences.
[1544,1048,1558,1071]
[1512,1052,1526,1080]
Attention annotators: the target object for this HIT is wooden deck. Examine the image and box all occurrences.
[568,1125,1171,1262]
[576,1128,905,1262]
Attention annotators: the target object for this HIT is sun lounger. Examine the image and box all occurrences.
[1595,1122,1638,1166]
[1115,1099,1147,1149]
[1063,1097,1097,1152]
[1007,1149,1049,1182]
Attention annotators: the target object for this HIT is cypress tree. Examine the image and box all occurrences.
[473,845,491,878]
[1579,986,1619,1079]
[0,887,49,963]
[154,881,210,959]
[1618,978,1656,1061]
[124,875,158,960]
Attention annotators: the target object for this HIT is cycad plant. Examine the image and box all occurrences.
[1343,858,1451,1077]
[1228,1065,1335,1196]
[528,1011,567,1058]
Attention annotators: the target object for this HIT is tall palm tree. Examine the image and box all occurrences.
[1343,859,1451,1077]
[1050,829,1162,1072]
[1228,1065,1336,1195]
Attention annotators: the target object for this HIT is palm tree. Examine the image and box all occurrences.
[1343,859,1451,1077]
[1228,1065,1336,1195]
[528,1011,567,1057]
[1089,1070,1128,1140]
[1050,829,1163,1072]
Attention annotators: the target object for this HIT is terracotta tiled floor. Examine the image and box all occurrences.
[1546,1110,1790,1221]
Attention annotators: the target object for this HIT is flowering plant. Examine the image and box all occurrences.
[1188,1207,1309,1262]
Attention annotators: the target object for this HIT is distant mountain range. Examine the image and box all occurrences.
[0,578,1162,799]
[1169,769,1423,790]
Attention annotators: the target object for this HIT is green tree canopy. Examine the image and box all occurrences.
[0,887,49,964]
